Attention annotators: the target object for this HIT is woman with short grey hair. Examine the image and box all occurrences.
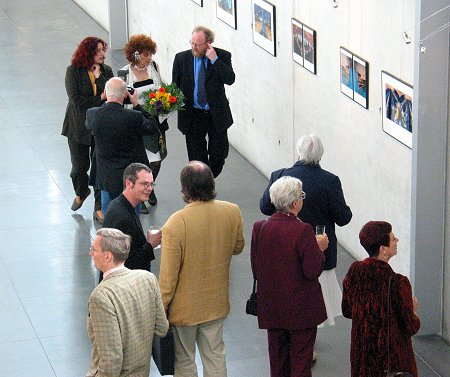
[251,176,329,376]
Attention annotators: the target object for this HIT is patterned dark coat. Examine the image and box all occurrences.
[342,258,420,377]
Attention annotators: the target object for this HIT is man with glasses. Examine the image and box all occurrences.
[86,227,168,377]
[172,25,235,178]
[101,163,161,282]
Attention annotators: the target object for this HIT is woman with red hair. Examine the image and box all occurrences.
[342,221,421,377]
[62,36,113,223]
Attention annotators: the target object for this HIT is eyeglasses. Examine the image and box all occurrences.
[89,245,103,253]
[189,40,208,48]
[137,181,156,189]
[301,191,306,199]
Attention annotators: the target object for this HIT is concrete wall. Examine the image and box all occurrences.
[72,0,108,31]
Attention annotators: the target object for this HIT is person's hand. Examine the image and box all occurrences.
[129,89,139,107]
[147,229,161,248]
[412,296,419,313]
[205,43,217,61]
[316,233,329,252]
[100,89,106,101]
[92,64,101,78]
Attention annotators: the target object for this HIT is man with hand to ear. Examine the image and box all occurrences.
[172,25,235,178]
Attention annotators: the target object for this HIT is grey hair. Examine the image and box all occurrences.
[296,134,324,165]
[96,228,131,263]
[105,77,128,100]
[192,25,215,43]
[269,176,303,213]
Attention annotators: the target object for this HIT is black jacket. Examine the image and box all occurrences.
[172,48,235,134]
[103,194,155,271]
[260,162,352,270]
[86,102,158,194]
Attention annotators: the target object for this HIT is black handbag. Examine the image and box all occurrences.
[245,220,267,316]
[246,279,258,316]
[384,275,414,377]
[152,326,175,375]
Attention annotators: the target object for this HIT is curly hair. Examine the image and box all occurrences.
[124,34,157,63]
[71,36,107,68]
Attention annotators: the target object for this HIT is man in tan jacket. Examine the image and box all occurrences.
[159,161,245,377]
[86,228,169,377]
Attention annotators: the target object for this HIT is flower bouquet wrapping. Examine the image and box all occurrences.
[141,83,186,117]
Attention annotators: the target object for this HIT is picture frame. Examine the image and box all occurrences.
[191,0,203,6]
[252,0,276,56]
[292,18,317,74]
[381,71,413,148]
[340,47,369,109]
[216,0,237,29]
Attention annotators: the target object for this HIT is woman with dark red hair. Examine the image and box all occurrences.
[342,221,421,377]
[62,36,113,223]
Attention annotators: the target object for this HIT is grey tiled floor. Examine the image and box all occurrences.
[0,0,449,376]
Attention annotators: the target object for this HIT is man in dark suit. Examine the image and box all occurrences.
[101,163,161,281]
[172,25,235,178]
[86,77,159,217]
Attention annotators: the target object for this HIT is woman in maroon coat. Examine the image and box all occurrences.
[251,176,329,377]
[342,221,421,377]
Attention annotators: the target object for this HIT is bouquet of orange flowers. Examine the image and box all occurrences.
[141,83,186,117]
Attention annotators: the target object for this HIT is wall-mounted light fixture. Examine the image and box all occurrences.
[402,32,412,44]
[331,0,338,8]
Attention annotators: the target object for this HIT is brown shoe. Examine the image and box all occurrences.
[93,210,104,225]
[71,188,91,211]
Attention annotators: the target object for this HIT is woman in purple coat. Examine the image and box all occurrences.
[251,176,329,377]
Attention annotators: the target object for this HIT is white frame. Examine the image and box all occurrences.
[216,0,237,29]
[252,0,276,56]
[381,71,413,148]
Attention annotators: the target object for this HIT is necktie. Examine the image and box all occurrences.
[197,58,207,107]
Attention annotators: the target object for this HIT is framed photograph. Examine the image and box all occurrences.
[381,71,413,148]
[191,0,203,6]
[217,0,237,29]
[252,0,276,56]
[340,47,369,109]
[292,18,304,65]
[292,19,317,74]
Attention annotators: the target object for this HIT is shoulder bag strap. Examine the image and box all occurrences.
[387,274,394,373]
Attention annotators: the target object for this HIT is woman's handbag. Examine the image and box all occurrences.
[246,279,258,316]
[384,275,414,377]
[245,220,267,316]
[152,326,175,375]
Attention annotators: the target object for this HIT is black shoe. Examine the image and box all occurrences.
[71,188,91,211]
[148,191,157,206]
[140,203,149,214]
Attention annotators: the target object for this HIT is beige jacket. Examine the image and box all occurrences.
[160,200,245,326]
[86,268,169,377]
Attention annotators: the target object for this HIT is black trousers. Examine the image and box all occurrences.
[67,138,101,211]
[185,110,229,178]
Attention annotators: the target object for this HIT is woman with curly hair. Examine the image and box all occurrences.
[119,34,168,211]
[62,36,113,224]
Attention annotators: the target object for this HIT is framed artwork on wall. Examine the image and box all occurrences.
[191,0,203,6]
[252,0,276,56]
[292,18,316,74]
[381,71,413,148]
[216,0,237,29]
[340,47,369,109]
